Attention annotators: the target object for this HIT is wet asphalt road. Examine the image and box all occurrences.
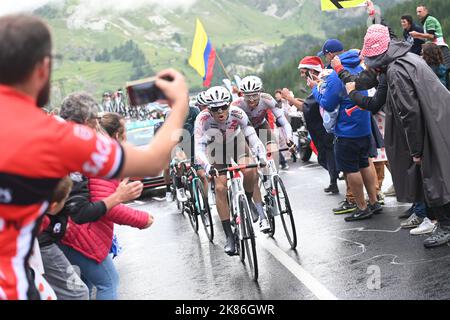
[115,156,450,300]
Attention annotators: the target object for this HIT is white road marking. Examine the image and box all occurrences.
[257,237,338,300]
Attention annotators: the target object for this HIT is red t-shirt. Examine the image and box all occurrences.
[0,85,124,300]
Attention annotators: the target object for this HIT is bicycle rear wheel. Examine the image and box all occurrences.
[194,180,214,242]
[239,195,258,281]
[274,176,297,249]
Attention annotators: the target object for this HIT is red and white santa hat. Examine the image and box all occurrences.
[361,24,390,58]
[298,56,324,73]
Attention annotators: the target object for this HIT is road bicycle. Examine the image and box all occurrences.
[258,148,297,249]
[212,161,263,281]
[177,160,214,242]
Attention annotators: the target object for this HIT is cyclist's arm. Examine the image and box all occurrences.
[240,113,266,160]
[193,113,212,172]
[271,104,293,140]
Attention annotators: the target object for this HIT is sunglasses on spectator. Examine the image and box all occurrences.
[209,103,230,113]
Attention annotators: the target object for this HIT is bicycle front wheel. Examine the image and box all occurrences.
[239,195,258,281]
[194,180,214,242]
[274,176,297,249]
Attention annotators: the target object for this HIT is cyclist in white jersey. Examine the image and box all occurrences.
[233,76,295,224]
[194,86,269,256]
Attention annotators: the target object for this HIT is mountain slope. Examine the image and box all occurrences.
[28,0,403,104]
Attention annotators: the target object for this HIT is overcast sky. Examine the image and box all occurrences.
[0,0,197,16]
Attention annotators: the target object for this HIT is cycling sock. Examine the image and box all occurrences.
[175,176,183,188]
[221,220,233,236]
[255,202,265,220]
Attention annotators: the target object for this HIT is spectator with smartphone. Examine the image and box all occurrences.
[309,39,381,221]
[0,14,187,300]
[284,56,339,195]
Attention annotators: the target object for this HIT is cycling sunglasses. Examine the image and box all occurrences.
[244,93,261,102]
[209,103,230,113]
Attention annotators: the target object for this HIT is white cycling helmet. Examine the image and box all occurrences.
[204,86,232,107]
[196,91,208,106]
[239,76,263,94]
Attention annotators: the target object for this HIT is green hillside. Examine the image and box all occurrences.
[30,0,404,106]
[261,0,450,97]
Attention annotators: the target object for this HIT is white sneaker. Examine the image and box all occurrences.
[259,218,270,233]
[400,213,423,229]
[410,218,437,235]
[166,192,173,202]
[176,188,187,202]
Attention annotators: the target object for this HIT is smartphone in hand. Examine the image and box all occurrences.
[126,76,173,106]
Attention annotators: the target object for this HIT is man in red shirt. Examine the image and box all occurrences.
[0,14,188,300]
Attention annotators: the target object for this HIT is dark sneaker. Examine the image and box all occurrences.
[368,201,383,214]
[324,184,339,194]
[423,226,450,248]
[345,207,373,222]
[248,200,259,223]
[333,200,357,215]
[398,204,415,220]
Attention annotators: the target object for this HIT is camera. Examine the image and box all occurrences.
[126,76,172,106]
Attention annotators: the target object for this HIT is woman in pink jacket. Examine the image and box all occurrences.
[60,113,153,300]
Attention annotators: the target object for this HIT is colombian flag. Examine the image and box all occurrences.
[188,19,216,87]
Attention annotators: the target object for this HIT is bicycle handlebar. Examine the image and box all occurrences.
[214,163,266,175]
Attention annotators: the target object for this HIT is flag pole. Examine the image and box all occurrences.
[215,51,232,81]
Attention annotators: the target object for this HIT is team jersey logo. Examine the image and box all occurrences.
[82,135,113,176]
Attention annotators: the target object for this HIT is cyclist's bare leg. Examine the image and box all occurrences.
[197,169,209,196]
[214,175,231,221]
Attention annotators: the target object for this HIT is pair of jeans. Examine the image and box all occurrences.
[59,244,119,300]
[412,202,427,219]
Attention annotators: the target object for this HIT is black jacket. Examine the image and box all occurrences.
[38,173,107,247]
[366,40,450,206]
[403,23,425,56]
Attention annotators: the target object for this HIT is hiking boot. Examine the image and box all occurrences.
[400,213,423,229]
[345,207,373,222]
[424,226,450,248]
[324,184,339,194]
[368,201,383,214]
[410,218,437,235]
[333,200,357,215]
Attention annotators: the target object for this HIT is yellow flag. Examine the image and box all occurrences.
[321,0,367,11]
[189,19,209,78]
